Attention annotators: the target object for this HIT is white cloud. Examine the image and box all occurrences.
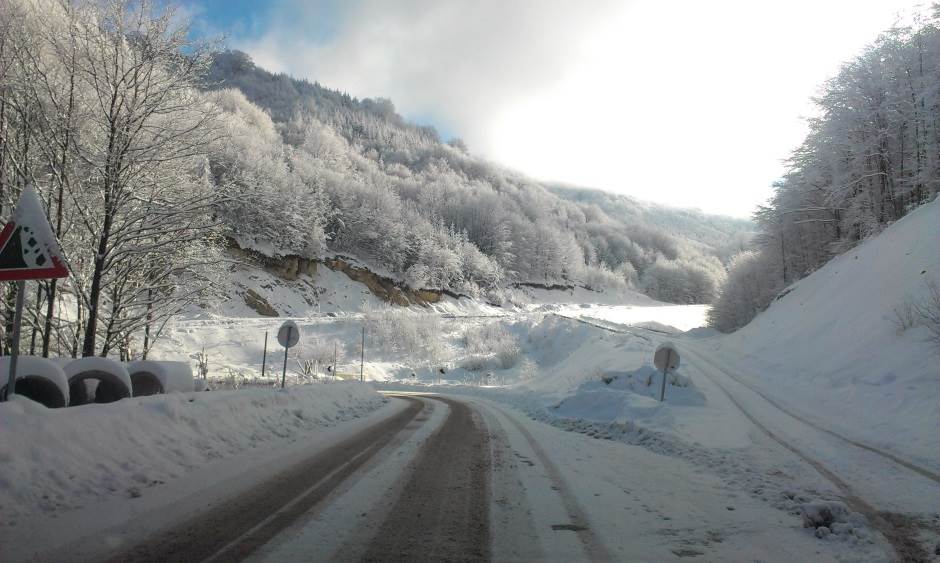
[232,0,925,217]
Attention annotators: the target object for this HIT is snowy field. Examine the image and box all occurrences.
[555,303,711,332]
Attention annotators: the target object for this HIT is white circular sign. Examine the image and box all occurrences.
[654,343,680,372]
[277,321,300,348]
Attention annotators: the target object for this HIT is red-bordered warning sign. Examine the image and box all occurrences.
[0,186,69,281]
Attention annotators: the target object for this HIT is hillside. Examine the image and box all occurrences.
[690,199,940,469]
[203,50,749,304]
[546,183,754,261]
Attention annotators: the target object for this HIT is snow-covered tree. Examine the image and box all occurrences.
[711,11,940,331]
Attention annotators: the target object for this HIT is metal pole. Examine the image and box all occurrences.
[261,331,268,379]
[360,326,365,382]
[332,341,337,381]
[4,280,26,401]
[281,326,291,389]
[659,349,671,402]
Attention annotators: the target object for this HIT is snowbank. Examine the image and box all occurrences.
[0,381,385,525]
[549,366,707,438]
[0,356,69,408]
[126,360,194,396]
[697,198,940,469]
[64,357,131,405]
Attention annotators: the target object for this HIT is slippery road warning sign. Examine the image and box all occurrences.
[0,186,69,281]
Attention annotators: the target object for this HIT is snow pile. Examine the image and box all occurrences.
[0,382,384,526]
[550,366,705,433]
[796,499,870,542]
[698,198,940,469]
[516,315,649,394]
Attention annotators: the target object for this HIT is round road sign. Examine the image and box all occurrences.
[654,343,680,372]
[277,320,300,348]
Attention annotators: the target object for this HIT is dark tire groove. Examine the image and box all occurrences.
[687,351,930,561]
[360,396,491,563]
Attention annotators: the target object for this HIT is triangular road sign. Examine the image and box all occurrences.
[0,186,69,281]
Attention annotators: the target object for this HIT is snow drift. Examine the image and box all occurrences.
[0,381,385,526]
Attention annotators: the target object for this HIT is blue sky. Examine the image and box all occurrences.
[179,0,926,218]
[181,0,458,140]
[182,0,270,38]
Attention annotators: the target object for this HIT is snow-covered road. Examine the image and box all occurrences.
[678,341,940,561]
[249,392,856,562]
[563,315,939,560]
[9,391,876,562]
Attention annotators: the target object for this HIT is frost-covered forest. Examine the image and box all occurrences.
[203,51,749,303]
[0,0,752,359]
[709,13,940,332]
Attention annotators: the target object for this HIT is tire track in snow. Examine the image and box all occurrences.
[556,315,935,559]
[682,347,932,561]
[477,399,615,563]
[570,312,938,484]
[683,345,940,485]
[108,397,426,563]
[358,395,491,562]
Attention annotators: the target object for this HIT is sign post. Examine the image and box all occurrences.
[653,343,681,402]
[277,320,299,389]
[0,186,70,401]
[261,330,268,379]
[6,281,26,400]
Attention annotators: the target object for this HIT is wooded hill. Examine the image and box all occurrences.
[204,50,751,305]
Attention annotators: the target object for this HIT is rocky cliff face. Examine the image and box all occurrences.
[227,241,446,311]
[322,258,443,306]
[265,255,318,280]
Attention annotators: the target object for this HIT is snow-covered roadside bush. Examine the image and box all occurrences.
[459,354,496,372]
[462,323,521,369]
[364,308,445,364]
[890,278,940,346]
[914,278,940,348]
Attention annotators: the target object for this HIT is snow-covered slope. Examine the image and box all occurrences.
[693,199,940,468]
